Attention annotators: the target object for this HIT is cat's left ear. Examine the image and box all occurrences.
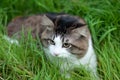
[72,26,89,38]
[79,27,89,37]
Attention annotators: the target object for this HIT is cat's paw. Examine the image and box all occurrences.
[3,35,19,45]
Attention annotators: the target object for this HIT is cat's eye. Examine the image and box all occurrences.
[47,39,55,45]
[62,43,71,48]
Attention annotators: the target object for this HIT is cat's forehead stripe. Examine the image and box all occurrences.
[52,35,55,40]
[54,36,61,42]
[46,13,86,35]
[62,37,64,42]
[53,36,63,47]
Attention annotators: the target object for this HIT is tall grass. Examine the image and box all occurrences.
[0,0,120,80]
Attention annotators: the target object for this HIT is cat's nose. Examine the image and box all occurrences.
[54,53,59,56]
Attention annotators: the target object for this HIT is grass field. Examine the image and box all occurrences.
[0,0,120,80]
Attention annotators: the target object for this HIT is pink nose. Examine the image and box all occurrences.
[54,53,59,56]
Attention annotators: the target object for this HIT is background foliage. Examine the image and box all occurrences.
[0,0,120,80]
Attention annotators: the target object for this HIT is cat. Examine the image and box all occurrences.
[5,13,97,78]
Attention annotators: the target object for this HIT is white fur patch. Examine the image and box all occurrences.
[44,36,97,77]
[49,36,71,57]
[3,35,19,45]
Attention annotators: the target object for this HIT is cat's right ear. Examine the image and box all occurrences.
[45,13,58,23]
[41,15,54,26]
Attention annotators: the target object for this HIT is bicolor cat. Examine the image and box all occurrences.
[5,13,98,78]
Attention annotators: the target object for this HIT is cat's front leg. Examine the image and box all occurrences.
[3,35,19,45]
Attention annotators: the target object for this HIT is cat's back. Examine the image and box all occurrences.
[7,14,53,38]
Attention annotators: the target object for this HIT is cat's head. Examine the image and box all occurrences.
[40,13,90,58]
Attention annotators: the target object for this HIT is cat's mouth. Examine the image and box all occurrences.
[52,52,60,57]
[51,52,70,58]
[51,53,61,57]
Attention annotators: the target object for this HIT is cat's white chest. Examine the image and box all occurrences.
[43,48,77,71]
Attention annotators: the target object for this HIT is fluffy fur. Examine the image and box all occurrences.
[43,36,97,78]
[6,13,97,78]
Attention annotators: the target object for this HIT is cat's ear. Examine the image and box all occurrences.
[72,26,89,38]
[69,22,86,30]
[45,13,58,23]
[46,12,66,23]
[79,27,88,37]
[41,15,54,26]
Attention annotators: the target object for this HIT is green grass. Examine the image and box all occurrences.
[0,0,120,80]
